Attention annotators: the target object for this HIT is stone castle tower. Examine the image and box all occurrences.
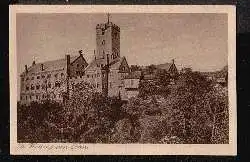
[95,14,120,65]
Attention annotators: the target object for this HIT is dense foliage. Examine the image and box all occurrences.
[17,69,228,144]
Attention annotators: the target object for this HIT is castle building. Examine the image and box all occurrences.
[20,15,130,105]
[19,15,179,105]
[19,53,88,105]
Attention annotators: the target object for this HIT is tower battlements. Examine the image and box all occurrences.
[96,23,120,32]
[95,15,120,62]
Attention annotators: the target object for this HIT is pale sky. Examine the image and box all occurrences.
[16,13,228,98]
[17,13,228,73]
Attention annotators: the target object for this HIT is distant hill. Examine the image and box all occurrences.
[201,65,228,79]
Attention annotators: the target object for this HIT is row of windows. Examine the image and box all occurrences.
[25,82,61,91]
[22,73,65,81]
[21,93,62,101]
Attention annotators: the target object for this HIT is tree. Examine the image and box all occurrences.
[130,65,141,72]
[169,71,228,143]
[138,69,171,99]
[146,64,157,74]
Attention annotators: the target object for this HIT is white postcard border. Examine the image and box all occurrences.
[9,5,236,155]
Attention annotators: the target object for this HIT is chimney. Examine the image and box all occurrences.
[66,54,70,75]
[41,64,44,71]
[79,50,83,56]
[172,59,175,64]
[32,60,36,66]
[25,65,28,73]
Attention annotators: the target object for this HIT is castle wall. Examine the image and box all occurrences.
[20,68,67,105]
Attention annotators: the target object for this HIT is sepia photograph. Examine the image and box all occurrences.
[9,5,236,155]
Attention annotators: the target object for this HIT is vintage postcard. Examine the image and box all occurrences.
[9,5,236,155]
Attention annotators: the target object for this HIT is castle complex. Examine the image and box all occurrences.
[19,15,178,105]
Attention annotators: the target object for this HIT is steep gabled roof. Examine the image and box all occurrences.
[85,56,128,71]
[156,63,173,71]
[21,55,79,76]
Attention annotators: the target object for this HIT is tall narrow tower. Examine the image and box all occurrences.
[95,14,120,65]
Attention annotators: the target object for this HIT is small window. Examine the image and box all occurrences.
[26,96,28,100]
[61,73,64,77]
[37,76,40,79]
[82,65,85,69]
[30,96,32,100]
[42,85,45,89]
[36,95,38,100]
[26,77,29,81]
[31,77,34,80]
[102,40,105,45]
[42,75,45,78]
[87,75,89,78]
[54,73,58,78]
[55,82,60,88]
[102,30,105,35]
[77,64,79,68]
[48,83,51,88]
[36,85,40,90]
[47,74,51,78]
